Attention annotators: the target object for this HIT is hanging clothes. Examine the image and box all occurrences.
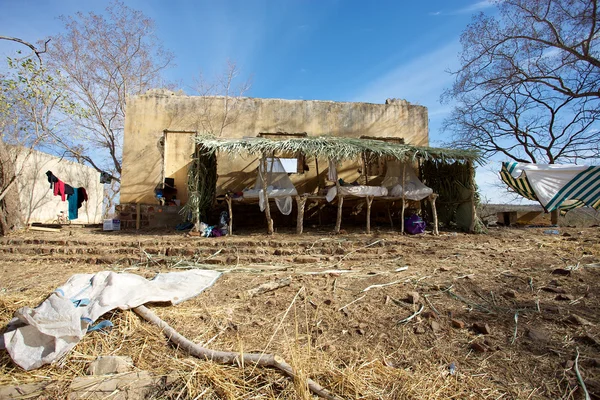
[67,188,89,220]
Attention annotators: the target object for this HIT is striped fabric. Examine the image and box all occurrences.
[545,166,600,211]
[500,162,538,201]
[500,162,600,213]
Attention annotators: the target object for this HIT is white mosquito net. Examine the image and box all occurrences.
[254,157,297,215]
[382,160,433,200]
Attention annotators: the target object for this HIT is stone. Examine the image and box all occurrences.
[555,294,574,301]
[472,322,492,335]
[68,371,159,400]
[451,319,466,329]
[563,360,575,369]
[541,286,566,294]
[471,342,487,353]
[575,333,599,346]
[414,325,426,334]
[526,328,550,343]
[323,299,333,306]
[87,356,134,376]
[551,268,571,276]
[431,321,441,333]
[422,311,437,320]
[0,382,51,398]
[294,255,320,264]
[565,314,592,326]
[406,291,420,304]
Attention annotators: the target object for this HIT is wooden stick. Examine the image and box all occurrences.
[401,163,406,234]
[133,305,341,400]
[136,203,141,230]
[397,304,424,324]
[247,277,292,298]
[30,226,61,232]
[314,156,320,192]
[338,295,366,311]
[335,192,344,234]
[366,196,374,234]
[226,195,233,236]
[261,154,274,234]
[296,195,307,234]
[387,202,394,228]
[361,279,404,293]
[429,193,439,235]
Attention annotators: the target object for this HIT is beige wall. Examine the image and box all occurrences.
[15,149,104,224]
[121,91,428,204]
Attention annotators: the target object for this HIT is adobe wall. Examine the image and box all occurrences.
[121,91,428,205]
[14,149,104,224]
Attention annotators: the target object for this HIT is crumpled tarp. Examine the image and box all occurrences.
[1,269,221,370]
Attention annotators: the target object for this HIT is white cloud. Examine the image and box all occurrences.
[352,41,460,114]
[454,0,497,14]
[429,11,442,16]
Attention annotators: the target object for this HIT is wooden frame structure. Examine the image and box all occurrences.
[197,136,480,235]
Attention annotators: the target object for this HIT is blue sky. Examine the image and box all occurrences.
[0,0,513,203]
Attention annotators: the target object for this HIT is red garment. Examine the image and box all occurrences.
[53,179,66,201]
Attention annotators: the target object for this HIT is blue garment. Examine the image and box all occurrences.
[68,190,79,220]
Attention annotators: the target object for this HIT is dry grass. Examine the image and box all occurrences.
[1,226,599,399]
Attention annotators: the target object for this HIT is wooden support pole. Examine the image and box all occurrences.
[314,157,320,192]
[387,202,394,228]
[226,195,233,236]
[296,195,307,234]
[362,152,369,185]
[136,203,141,230]
[366,195,374,234]
[400,163,406,234]
[468,161,476,233]
[335,195,344,234]
[430,193,439,235]
[261,155,274,234]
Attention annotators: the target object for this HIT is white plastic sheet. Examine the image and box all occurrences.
[2,269,221,370]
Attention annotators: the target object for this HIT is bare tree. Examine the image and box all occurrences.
[445,0,600,164]
[46,0,174,213]
[0,56,75,234]
[452,0,600,101]
[183,62,252,231]
[193,61,252,137]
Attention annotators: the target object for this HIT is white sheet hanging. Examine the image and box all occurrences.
[326,185,388,202]
[502,162,600,211]
[244,157,298,215]
[2,269,221,370]
[381,160,433,200]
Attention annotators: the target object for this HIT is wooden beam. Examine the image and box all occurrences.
[366,196,374,234]
[400,163,406,234]
[296,195,307,234]
[226,195,233,236]
[335,194,344,234]
[261,154,274,234]
[429,193,439,235]
[136,203,141,230]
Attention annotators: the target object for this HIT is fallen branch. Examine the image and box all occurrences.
[574,347,591,400]
[361,279,404,293]
[133,305,341,400]
[247,277,292,298]
[397,304,424,324]
[338,295,366,311]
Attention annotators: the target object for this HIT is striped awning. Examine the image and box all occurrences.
[500,162,600,213]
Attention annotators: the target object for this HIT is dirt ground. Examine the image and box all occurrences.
[0,225,599,399]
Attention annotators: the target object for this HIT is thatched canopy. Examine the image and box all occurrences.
[195,136,480,163]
